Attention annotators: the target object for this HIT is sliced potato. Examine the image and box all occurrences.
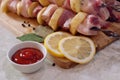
[49,8,64,31]
[70,12,87,35]
[56,0,65,6]
[27,2,39,17]
[37,7,46,24]
[1,0,9,12]
[17,1,22,16]
[38,0,50,6]
[70,0,81,13]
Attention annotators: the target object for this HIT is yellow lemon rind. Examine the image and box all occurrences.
[27,2,40,17]
[58,36,96,64]
[44,32,71,57]
[1,0,9,12]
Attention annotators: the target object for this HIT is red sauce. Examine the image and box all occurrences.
[12,48,44,65]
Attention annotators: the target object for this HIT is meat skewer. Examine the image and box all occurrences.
[45,0,120,22]
[1,0,120,36]
[63,0,120,22]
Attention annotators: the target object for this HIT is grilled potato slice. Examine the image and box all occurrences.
[49,8,64,31]
[70,12,87,35]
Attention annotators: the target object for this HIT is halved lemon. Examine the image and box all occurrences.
[58,36,96,64]
[44,32,71,57]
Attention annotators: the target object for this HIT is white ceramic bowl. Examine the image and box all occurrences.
[7,41,47,73]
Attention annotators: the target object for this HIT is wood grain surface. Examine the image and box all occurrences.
[0,11,120,69]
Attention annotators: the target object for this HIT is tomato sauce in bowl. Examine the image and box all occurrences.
[12,48,44,65]
[7,41,47,73]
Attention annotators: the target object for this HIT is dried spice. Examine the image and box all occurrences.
[33,28,36,30]
[22,21,32,28]
[28,24,31,27]
[22,24,26,27]
[52,63,56,66]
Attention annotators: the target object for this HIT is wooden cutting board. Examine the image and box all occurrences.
[1,11,120,69]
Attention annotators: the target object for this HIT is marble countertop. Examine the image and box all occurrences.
[0,24,120,80]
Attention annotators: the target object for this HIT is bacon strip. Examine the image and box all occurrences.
[21,0,32,18]
[8,0,19,13]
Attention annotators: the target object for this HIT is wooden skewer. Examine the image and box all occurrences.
[90,27,120,38]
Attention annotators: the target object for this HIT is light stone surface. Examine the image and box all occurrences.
[0,24,120,80]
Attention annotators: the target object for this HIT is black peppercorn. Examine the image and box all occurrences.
[22,24,26,27]
[52,63,56,66]
[28,24,31,27]
[33,28,36,30]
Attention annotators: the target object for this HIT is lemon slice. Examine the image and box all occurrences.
[17,1,22,16]
[56,0,65,6]
[38,0,50,6]
[27,2,39,17]
[48,8,64,31]
[44,32,71,57]
[37,7,46,24]
[1,0,9,12]
[70,0,81,13]
[70,12,87,35]
[59,36,96,64]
